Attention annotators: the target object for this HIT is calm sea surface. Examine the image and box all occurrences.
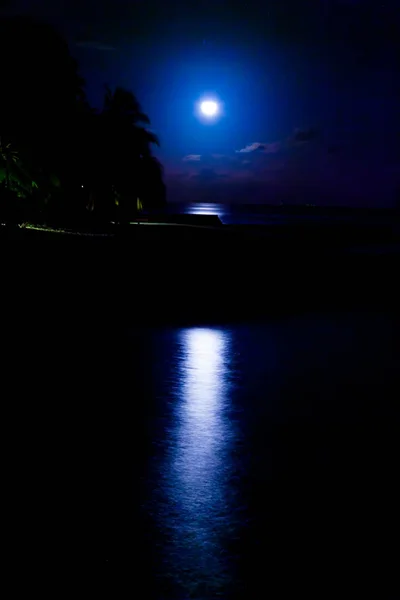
[165,201,398,226]
[7,304,399,594]
[90,313,399,596]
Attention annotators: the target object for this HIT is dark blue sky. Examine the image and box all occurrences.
[3,0,400,205]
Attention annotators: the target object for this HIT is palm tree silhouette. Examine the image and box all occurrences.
[103,86,150,125]
[92,86,164,219]
[102,86,160,155]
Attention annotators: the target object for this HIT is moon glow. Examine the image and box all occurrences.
[200,100,218,117]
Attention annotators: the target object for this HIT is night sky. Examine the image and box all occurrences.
[2,0,399,206]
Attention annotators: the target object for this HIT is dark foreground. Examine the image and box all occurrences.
[3,219,400,320]
[2,223,400,596]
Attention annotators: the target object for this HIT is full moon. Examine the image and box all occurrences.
[200,100,218,117]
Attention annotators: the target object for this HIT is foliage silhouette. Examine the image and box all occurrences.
[0,16,166,226]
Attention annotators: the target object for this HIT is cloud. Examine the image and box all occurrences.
[235,129,318,155]
[165,124,398,206]
[182,154,201,161]
[172,129,321,185]
[236,141,282,154]
[236,142,267,153]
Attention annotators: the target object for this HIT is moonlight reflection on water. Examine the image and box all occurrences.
[158,328,240,596]
[139,314,399,598]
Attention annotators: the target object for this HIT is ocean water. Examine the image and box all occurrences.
[165,201,398,226]
[90,313,398,596]
[5,307,399,595]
